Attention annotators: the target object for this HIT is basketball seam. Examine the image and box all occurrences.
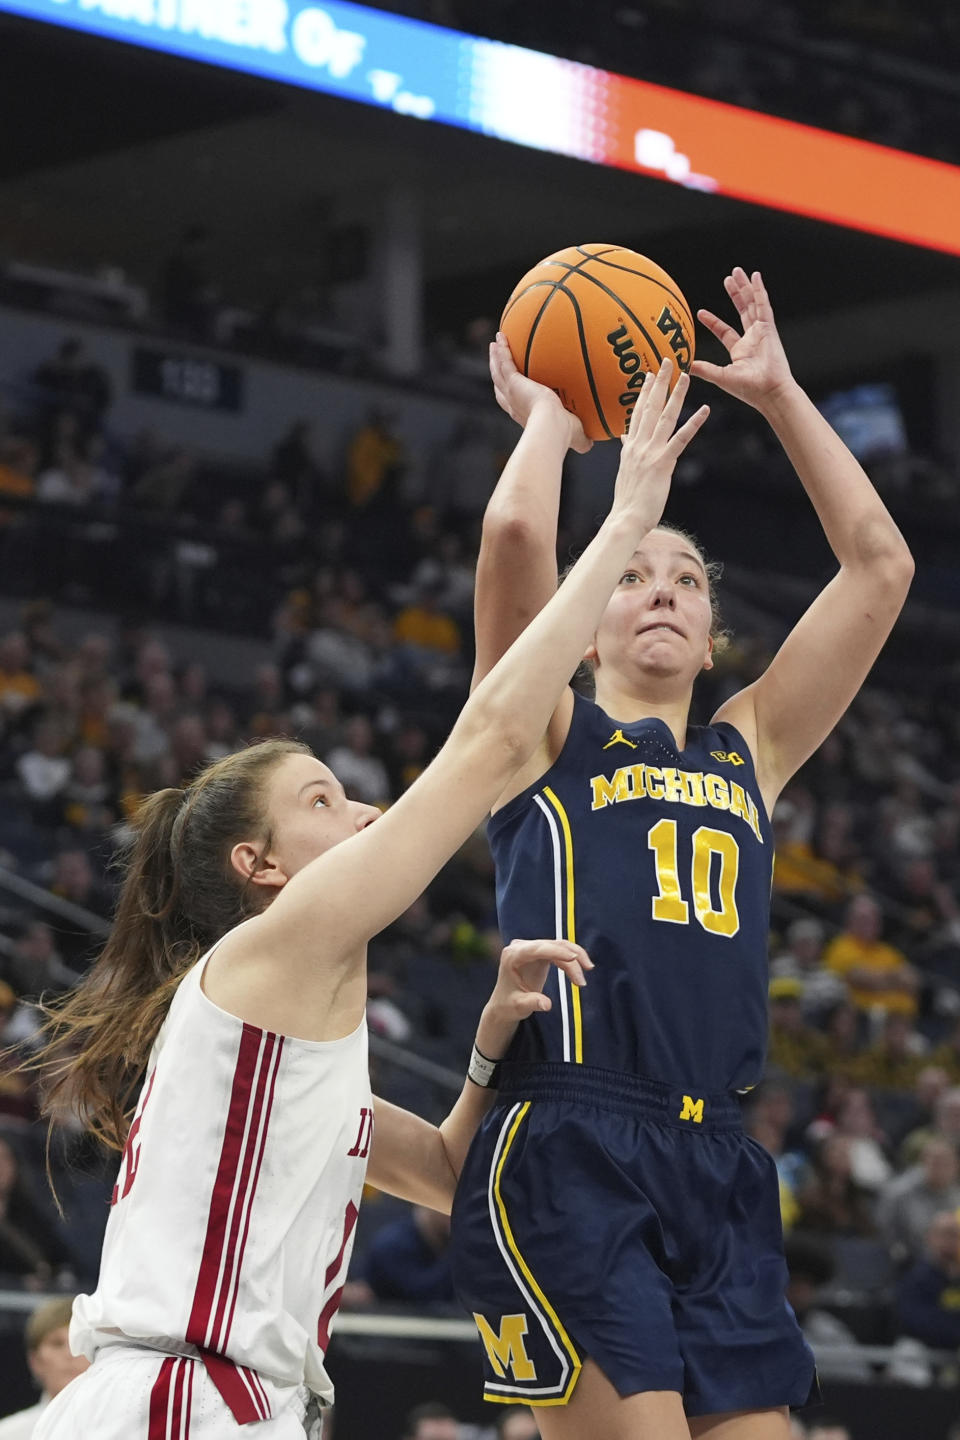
[557,263,676,378]
[574,247,696,332]
[554,283,617,442]
[500,248,619,355]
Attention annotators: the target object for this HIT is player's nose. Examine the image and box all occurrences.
[354,804,381,832]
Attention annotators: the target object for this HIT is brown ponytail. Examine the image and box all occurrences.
[34,738,310,1153]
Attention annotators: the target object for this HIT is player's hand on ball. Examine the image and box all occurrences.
[490,335,593,454]
[612,361,709,534]
[691,268,793,410]
[488,938,594,1023]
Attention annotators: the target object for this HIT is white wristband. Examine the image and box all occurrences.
[467,1043,501,1088]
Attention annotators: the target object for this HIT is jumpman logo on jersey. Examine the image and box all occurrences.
[603,729,638,750]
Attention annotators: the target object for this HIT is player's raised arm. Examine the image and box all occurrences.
[471,337,591,689]
[696,268,914,812]
[247,363,709,975]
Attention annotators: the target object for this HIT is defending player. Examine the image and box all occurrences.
[29,361,709,1438]
[450,269,913,1440]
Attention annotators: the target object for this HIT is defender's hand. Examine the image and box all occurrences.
[691,267,794,410]
[611,361,709,535]
[486,938,594,1026]
[491,335,593,454]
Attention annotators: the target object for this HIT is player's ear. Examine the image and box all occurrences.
[230,842,288,891]
[583,639,598,664]
[701,634,714,673]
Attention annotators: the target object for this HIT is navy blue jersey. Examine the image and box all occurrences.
[488,692,773,1092]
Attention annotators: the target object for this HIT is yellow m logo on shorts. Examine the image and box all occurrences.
[679,1095,704,1124]
[474,1312,537,1381]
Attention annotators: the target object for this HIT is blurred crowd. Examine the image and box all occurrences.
[1,330,960,1405]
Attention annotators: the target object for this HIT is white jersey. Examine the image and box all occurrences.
[71,940,372,1422]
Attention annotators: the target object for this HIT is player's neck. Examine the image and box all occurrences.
[593,680,692,750]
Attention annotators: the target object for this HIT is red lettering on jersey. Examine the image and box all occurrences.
[112,1068,157,1206]
[347,1105,374,1159]
[317,1200,359,1353]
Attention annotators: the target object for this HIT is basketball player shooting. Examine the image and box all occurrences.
[449,268,914,1440]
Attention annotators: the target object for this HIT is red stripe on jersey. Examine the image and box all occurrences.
[184,1362,195,1440]
[170,1358,187,1440]
[250,1367,271,1416]
[186,1024,267,1351]
[148,1357,175,1440]
[221,1035,284,1349]
[324,1200,359,1290]
[316,1285,344,1355]
[202,1351,265,1423]
[209,1032,279,1350]
[242,1365,271,1419]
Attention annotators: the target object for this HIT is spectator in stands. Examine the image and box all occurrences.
[363,1204,455,1305]
[391,578,463,673]
[47,848,110,928]
[326,715,391,808]
[495,1407,539,1440]
[14,717,70,816]
[0,1296,88,1438]
[823,893,919,1018]
[61,745,114,834]
[346,410,403,510]
[794,1134,876,1238]
[244,662,289,738]
[850,1011,925,1092]
[130,445,196,514]
[0,632,41,719]
[900,1084,960,1170]
[877,1137,960,1267]
[0,436,37,507]
[32,337,111,439]
[930,1016,960,1085]
[401,1399,459,1440]
[157,225,219,339]
[819,1001,865,1078]
[897,1210,960,1350]
[782,1234,871,1382]
[766,975,829,1079]
[830,1087,893,1192]
[3,922,75,1001]
[0,1132,74,1285]
[769,916,845,1020]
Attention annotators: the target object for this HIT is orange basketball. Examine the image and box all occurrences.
[500,244,696,441]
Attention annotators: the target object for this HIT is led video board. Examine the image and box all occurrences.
[3,0,960,256]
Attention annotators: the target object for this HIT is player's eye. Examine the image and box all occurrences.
[620,571,641,584]
[678,573,700,586]
[313,794,329,808]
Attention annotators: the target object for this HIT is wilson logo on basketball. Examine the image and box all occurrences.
[656,306,692,370]
[606,324,649,422]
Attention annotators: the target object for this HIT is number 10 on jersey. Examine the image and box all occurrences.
[648,820,741,937]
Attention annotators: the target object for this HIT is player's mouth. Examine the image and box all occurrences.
[636,621,684,638]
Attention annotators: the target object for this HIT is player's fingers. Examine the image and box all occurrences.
[664,404,710,459]
[726,267,755,326]
[494,333,518,375]
[752,270,773,322]
[696,308,740,353]
[513,991,553,1017]
[629,358,673,442]
[652,370,690,437]
[689,358,730,389]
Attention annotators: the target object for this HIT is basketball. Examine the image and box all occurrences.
[500,244,696,441]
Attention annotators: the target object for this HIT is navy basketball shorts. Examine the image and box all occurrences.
[450,1063,816,1415]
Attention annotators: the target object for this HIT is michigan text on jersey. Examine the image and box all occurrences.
[589,764,763,842]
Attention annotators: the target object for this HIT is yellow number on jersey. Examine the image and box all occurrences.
[648,819,740,938]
